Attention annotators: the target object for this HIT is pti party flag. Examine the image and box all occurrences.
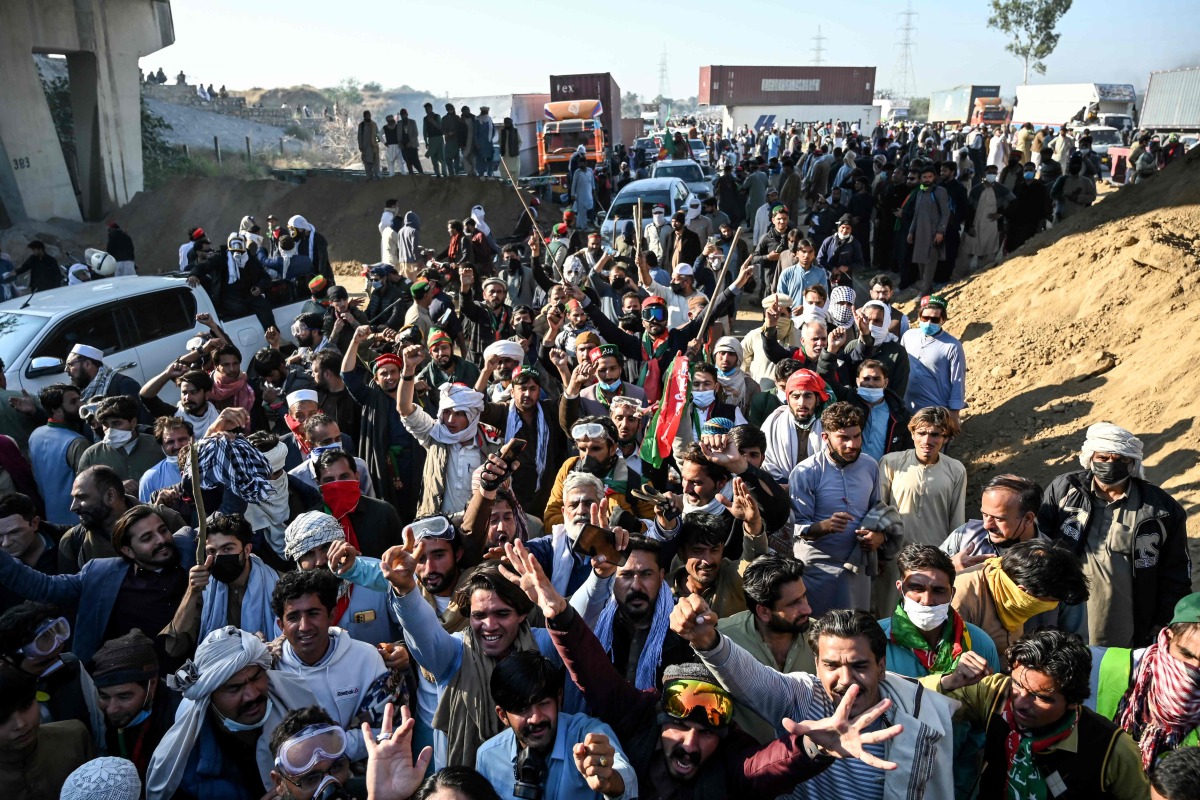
[640,353,690,469]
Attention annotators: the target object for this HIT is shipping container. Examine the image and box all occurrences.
[620,117,645,148]
[699,66,875,107]
[550,73,624,145]
[1141,67,1200,132]
[723,104,880,133]
[1011,83,1136,130]
[441,92,550,177]
[927,85,1001,124]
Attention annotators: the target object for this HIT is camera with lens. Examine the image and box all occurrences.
[512,745,548,800]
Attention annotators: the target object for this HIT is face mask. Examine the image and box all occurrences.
[598,378,622,393]
[210,553,245,584]
[919,322,942,337]
[219,697,274,732]
[124,708,152,730]
[321,480,362,520]
[371,280,382,289]
[232,252,248,268]
[902,596,951,631]
[1023,172,1036,181]
[868,323,888,341]
[857,387,885,403]
[692,389,716,409]
[985,174,997,183]
[578,454,610,478]
[104,427,134,446]
[1091,458,1132,485]
[717,366,739,378]
[514,321,534,339]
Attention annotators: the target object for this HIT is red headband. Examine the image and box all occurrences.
[373,353,404,372]
[785,369,829,401]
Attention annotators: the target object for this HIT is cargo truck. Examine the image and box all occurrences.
[1011,83,1136,131]
[928,85,1002,124]
[1141,67,1200,133]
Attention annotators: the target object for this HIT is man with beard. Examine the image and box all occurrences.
[289,311,330,361]
[60,465,184,572]
[476,649,637,799]
[477,363,565,517]
[310,349,359,447]
[78,396,164,491]
[145,626,323,800]
[717,553,816,743]
[163,513,279,659]
[789,402,888,617]
[674,600,958,800]
[640,220,703,328]
[140,364,220,439]
[138,417,192,503]
[416,328,481,412]
[28,384,88,525]
[0,667,92,800]
[763,368,830,486]
[307,449,401,559]
[542,417,654,530]
[504,541,904,800]
[64,343,144,415]
[759,311,840,387]
[459,268,515,364]
[0,505,195,664]
[271,569,395,737]
[89,629,179,783]
[342,328,416,517]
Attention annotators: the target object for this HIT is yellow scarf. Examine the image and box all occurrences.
[983,557,1059,632]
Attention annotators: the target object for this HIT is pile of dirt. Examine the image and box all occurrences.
[942,148,1200,573]
[107,174,529,273]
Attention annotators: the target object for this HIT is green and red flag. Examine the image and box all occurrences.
[640,353,690,469]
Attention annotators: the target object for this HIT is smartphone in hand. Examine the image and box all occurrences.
[572,523,626,566]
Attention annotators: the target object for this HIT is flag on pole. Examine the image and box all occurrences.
[640,353,690,469]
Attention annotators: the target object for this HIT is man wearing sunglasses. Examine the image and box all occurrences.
[502,540,904,799]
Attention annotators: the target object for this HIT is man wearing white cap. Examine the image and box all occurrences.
[1038,422,1192,649]
[65,342,144,409]
[145,626,327,800]
[398,344,499,517]
[638,222,703,329]
[642,204,671,262]
[280,389,350,470]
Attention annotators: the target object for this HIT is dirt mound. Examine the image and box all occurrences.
[944,149,1200,578]
[107,175,528,272]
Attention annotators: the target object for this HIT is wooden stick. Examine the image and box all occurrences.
[697,226,744,337]
[190,442,207,563]
[499,156,541,241]
[635,199,643,256]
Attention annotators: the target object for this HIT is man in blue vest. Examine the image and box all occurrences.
[27,384,88,526]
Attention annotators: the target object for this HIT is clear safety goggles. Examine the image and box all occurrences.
[572,423,609,441]
[407,515,455,541]
[18,616,70,658]
[275,723,348,776]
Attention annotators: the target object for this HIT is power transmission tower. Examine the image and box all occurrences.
[812,26,826,66]
[893,0,918,98]
[657,46,670,100]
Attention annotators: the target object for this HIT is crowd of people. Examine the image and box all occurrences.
[0,108,1196,800]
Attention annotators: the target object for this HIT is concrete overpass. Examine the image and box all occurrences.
[0,0,174,224]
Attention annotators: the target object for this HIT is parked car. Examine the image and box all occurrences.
[688,138,711,167]
[0,276,309,402]
[650,159,713,200]
[598,177,692,243]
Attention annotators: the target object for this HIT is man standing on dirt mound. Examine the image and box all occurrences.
[901,295,965,429]
[1038,422,1192,649]
[358,111,380,180]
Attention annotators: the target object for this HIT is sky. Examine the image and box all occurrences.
[141,0,1198,101]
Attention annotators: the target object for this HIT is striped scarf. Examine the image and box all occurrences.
[1117,627,1200,768]
[594,579,675,690]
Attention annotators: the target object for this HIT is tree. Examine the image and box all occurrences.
[621,91,641,118]
[987,0,1072,84]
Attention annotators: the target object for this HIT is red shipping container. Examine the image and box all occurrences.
[550,73,624,145]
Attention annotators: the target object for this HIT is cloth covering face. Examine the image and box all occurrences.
[430,383,485,445]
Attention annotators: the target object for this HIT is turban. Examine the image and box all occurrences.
[785,369,830,401]
[713,336,743,363]
[483,340,525,363]
[284,510,345,561]
[430,383,485,446]
[61,758,141,800]
[1079,422,1145,478]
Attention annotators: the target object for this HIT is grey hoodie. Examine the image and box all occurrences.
[397,211,421,264]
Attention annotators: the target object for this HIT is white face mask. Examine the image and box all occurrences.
[868,323,888,341]
[985,174,998,184]
[691,389,716,409]
[902,596,951,631]
[104,427,134,446]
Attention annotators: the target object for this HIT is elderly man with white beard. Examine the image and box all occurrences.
[145,626,325,800]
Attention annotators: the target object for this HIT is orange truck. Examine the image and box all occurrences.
[537,99,606,175]
[971,96,1009,126]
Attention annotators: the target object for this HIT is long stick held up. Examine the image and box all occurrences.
[697,226,744,337]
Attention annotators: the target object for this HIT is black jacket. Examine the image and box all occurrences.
[1038,470,1192,647]
[843,387,913,456]
[106,228,136,262]
[661,227,702,271]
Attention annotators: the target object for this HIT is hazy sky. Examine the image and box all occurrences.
[142,0,1197,100]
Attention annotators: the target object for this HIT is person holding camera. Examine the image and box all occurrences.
[476,649,636,799]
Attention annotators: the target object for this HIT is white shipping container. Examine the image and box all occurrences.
[722,104,881,133]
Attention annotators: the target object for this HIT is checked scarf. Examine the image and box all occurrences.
[889,602,973,674]
[1002,696,1078,800]
[1117,627,1200,768]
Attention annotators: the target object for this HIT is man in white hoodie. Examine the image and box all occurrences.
[271,569,398,734]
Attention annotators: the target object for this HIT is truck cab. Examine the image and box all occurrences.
[538,100,607,198]
[971,97,1009,126]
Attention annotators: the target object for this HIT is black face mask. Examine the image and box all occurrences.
[210,553,245,584]
[1091,459,1131,485]
[578,454,611,478]
[515,321,534,339]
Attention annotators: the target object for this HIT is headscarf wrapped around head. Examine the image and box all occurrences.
[785,368,830,401]
[828,285,856,329]
[861,299,898,344]
[1079,422,1145,478]
[430,383,485,445]
[283,510,345,561]
[713,337,746,404]
[483,340,525,364]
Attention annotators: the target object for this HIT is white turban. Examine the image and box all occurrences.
[483,340,525,364]
[284,511,345,561]
[147,627,273,800]
[713,336,743,365]
[430,382,484,446]
[1079,422,1145,478]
